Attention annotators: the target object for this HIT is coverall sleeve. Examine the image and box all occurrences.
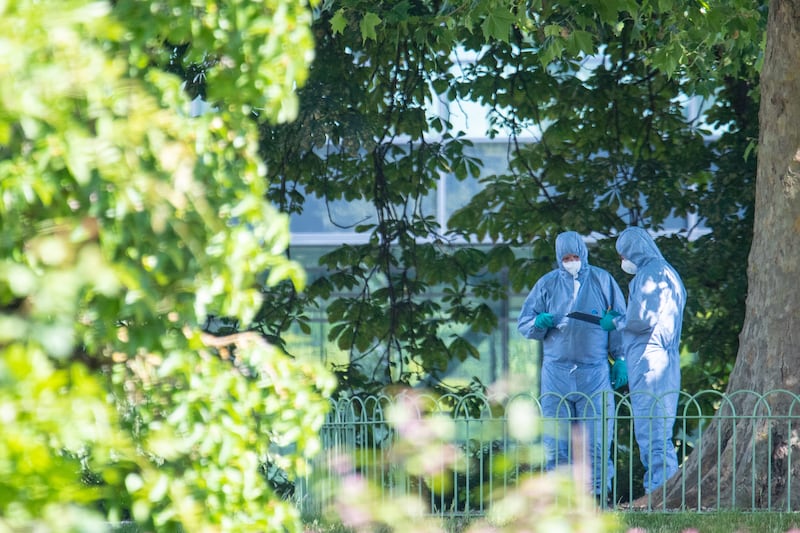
[618,271,658,335]
[605,275,627,359]
[517,281,549,341]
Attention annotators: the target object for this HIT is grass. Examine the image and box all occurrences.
[618,511,800,533]
[108,512,800,533]
[302,513,800,533]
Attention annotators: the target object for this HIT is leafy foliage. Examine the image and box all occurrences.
[258,0,764,392]
[0,0,335,531]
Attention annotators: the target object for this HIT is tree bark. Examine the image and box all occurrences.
[659,0,800,510]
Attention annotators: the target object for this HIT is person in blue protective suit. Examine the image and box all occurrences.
[518,231,627,503]
[600,226,686,494]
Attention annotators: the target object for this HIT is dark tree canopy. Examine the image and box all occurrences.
[257,0,764,397]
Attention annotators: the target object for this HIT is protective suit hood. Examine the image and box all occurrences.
[615,227,663,267]
[555,231,588,273]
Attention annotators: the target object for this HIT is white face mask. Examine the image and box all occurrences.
[562,260,582,277]
[621,258,638,275]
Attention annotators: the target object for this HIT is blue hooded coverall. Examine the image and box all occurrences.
[614,227,686,493]
[518,232,626,496]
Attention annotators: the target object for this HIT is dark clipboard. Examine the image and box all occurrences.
[566,311,602,325]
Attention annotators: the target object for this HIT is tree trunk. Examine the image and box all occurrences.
[659,0,800,510]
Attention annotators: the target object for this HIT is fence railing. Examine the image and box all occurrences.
[297,389,800,517]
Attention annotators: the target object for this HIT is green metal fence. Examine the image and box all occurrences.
[298,389,800,517]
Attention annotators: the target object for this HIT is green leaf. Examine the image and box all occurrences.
[570,30,595,54]
[331,9,347,35]
[543,24,563,38]
[360,12,382,42]
[449,335,480,362]
[481,8,516,42]
[595,0,620,23]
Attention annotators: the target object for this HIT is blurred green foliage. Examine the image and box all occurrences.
[0,0,335,531]
[308,389,621,532]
